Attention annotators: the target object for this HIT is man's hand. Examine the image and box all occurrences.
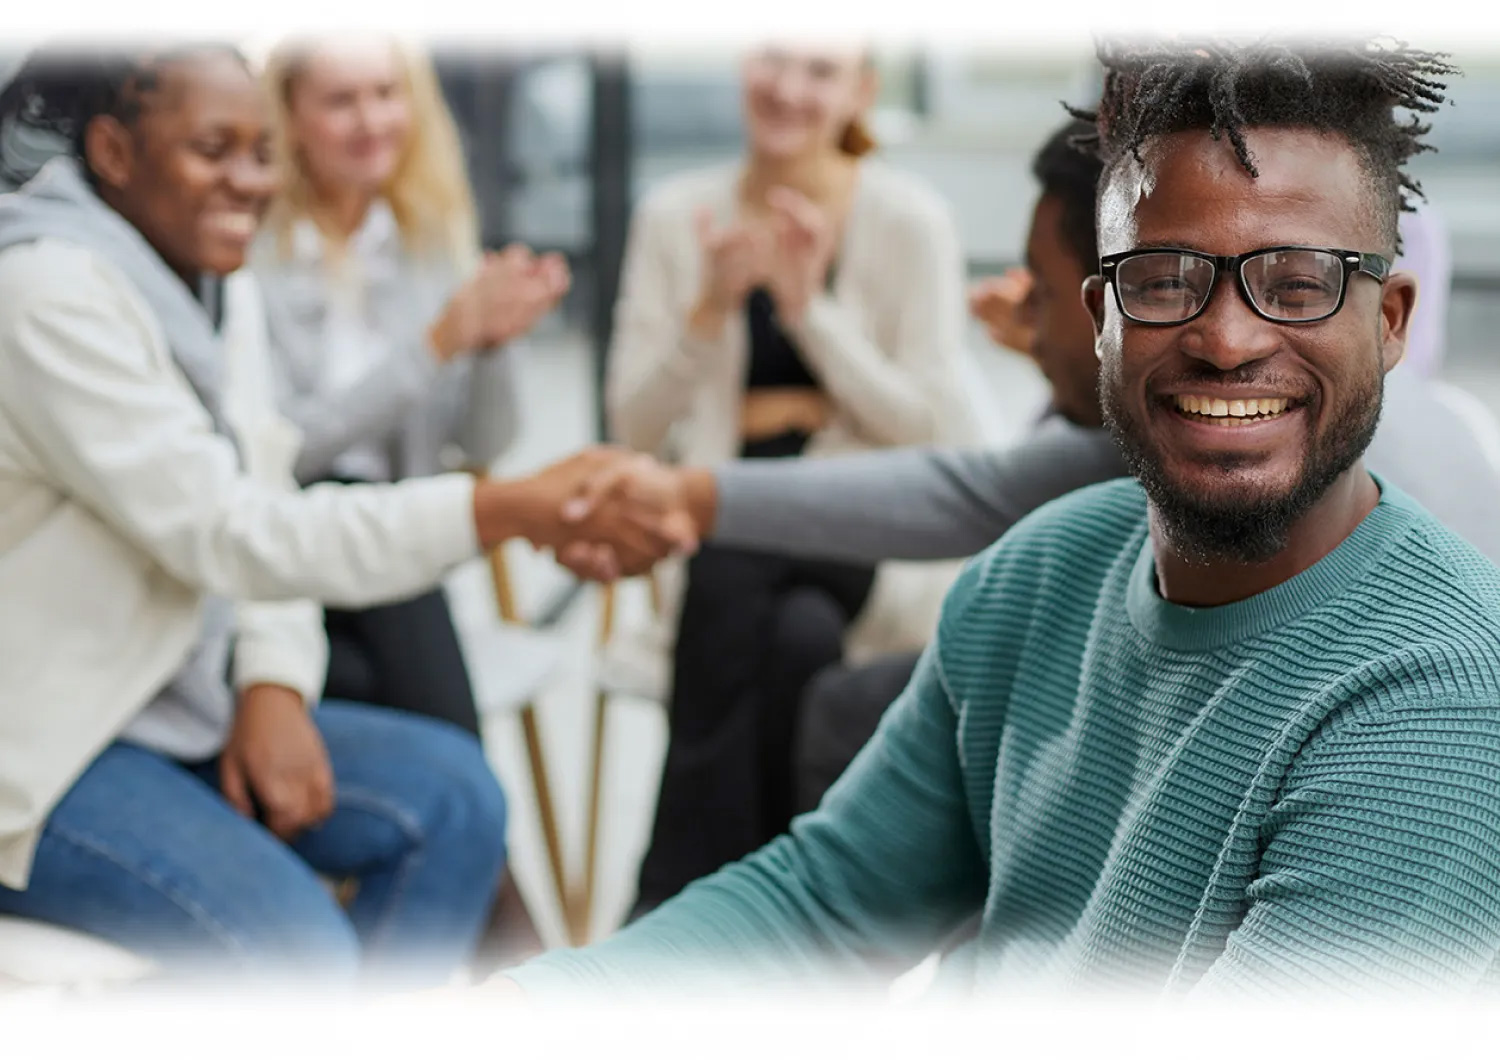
[220,684,335,843]
[968,267,1036,355]
[554,454,716,582]
[473,448,696,575]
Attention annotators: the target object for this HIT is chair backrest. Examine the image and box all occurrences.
[1427,379,1500,474]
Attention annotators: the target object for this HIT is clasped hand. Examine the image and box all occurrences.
[508,447,706,583]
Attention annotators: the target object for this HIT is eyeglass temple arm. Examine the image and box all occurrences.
[1355,252,1391,280]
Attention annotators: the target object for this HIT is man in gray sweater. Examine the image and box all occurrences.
[563,119,1500,814]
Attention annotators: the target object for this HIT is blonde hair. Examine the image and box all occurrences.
[260,37,479,269]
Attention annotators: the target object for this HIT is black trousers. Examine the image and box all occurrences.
[322,588,482,739]
[794,650,922,815]
[312,474,481,739]
[631,541,876,916]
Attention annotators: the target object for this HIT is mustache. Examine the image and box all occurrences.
[1149,363,1317,399]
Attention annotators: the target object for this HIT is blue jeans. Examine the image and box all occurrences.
[0,701,508,987]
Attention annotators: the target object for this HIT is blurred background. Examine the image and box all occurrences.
[2,38,1496,950]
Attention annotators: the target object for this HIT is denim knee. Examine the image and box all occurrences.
[245,905,363,981]
[428,734,510,872]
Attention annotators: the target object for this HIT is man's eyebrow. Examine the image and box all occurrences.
[1127,239,1214,253]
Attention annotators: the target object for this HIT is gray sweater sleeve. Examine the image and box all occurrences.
[255,247,517,482]
[281,334,440,483]
[711,418,1129,564]
[441,341,522,472]
[711,419,1128,563]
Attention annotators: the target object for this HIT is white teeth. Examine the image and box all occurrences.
[209,213,256,238]
[1173,395,1292,420]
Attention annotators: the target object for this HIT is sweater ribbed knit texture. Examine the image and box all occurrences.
[513,475,1500,999]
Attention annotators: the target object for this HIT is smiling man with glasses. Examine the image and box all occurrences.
[501,37,1500,1001]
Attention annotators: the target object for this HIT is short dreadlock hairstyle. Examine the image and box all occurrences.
[0,42,246,188]
[1068,37,1457,254]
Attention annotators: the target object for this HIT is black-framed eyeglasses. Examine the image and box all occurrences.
[1098,245,1392,326]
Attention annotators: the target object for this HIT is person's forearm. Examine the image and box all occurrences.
[285,339,438,482]
[710,447,1016,563]
[452,345,522,471]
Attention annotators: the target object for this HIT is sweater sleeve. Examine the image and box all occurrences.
[710,421,1129,564]
[267,307,443,484]
[506,591,991,997]
[446,343,521,472]
[1192,699,1500,998]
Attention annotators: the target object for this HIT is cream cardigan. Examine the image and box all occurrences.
[0,241,482,889]
[605,160,982,657]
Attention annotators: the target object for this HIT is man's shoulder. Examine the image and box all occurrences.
[994,475,1148,554]
[943,477,1148,618]
[1368,379,1500,566]
[1319,485,1500,713]
[1379,486,1500,628]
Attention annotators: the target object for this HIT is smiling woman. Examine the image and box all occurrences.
[0,46,276,280]
[602,43,981,918]
[0,42,623,985]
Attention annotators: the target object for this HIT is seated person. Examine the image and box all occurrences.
[255,35,568,962]
[0,44,651,986]
[607,44,978,916]
[505,38,1500,999]
[254,36,569,740]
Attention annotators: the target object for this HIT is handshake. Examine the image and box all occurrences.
[475,447,718,582]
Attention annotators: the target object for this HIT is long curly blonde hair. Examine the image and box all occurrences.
[259,37,479,269]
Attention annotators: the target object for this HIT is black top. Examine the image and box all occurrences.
[739,286,823,460]
[744,286,818,390]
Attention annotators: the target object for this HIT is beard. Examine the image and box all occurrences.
[1100,364,1384,566]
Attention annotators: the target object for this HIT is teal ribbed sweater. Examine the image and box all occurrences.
[515,475,1500,998]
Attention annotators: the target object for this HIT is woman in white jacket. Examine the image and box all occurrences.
[607,45,979,917]
[0,45,634,985]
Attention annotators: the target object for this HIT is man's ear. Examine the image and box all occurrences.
[1082,275,1107,335]
[1377,270,1419,375]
